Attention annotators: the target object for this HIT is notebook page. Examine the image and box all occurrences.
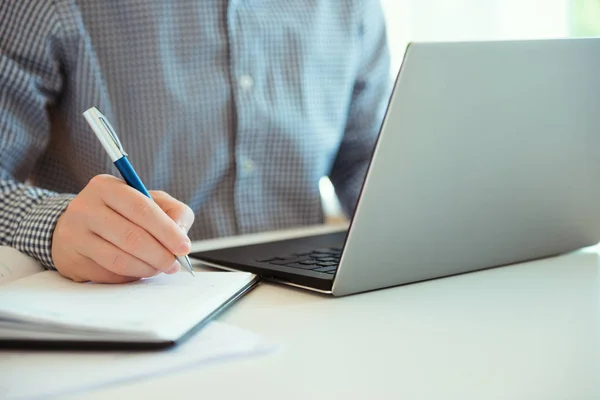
[0,247,45,286]
[0,270,257,340]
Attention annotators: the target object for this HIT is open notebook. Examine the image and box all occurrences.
[0,246,259,350]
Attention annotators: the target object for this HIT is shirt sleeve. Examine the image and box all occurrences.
[0,1,74,269]
[328,0,392,217]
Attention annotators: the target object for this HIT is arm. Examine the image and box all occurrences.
[0,1,75,269]
[0,2,195,280]
[328,0,392,217]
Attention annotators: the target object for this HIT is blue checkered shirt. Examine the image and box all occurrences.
[0,0,391,269]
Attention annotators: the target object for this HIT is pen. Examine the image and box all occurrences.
[82,106,195,277]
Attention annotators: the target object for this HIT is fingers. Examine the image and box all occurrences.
[68,255,141,284]
[76,231,165,278]
[89,204,178,273]
[150,190,195,233]
[51,174,193,284]
[93,176,191,256]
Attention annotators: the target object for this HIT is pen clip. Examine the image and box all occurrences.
[83,107,129,162]
[98,115,128,157]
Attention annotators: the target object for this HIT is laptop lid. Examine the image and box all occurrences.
[332,38,600,296]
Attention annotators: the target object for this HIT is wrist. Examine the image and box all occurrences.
[12,193,75,269]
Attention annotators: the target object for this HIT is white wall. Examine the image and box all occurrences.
[380,0,571,74]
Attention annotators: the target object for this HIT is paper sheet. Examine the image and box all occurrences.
[0,270,257,341]
[0,321,277,399]
[0,247,44,286]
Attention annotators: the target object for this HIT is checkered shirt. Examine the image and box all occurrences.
[0,0,391,269]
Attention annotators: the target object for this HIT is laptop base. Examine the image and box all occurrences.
[190,231,347,292]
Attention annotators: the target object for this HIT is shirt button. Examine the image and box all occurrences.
[239,75,254,91]
[242,158,255,174]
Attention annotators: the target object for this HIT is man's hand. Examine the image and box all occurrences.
[51,175,195,283]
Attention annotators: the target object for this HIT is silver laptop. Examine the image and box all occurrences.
[191,38,600,296]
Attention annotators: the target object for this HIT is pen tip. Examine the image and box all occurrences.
[184,256,195,277]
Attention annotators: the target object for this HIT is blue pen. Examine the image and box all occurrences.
[82,107,195,277]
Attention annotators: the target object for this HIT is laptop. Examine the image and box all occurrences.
[191,38,600,296]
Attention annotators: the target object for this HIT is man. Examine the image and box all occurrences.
[0,1,391,283]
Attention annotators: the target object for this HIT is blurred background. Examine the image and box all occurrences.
[381,0,600,76]
[321,0,600,223]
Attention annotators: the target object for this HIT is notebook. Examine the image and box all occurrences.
[0,246,259,350]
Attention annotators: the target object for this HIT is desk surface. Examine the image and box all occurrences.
[73,224,598,400]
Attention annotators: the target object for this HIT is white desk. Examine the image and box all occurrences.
[72,224,598,400]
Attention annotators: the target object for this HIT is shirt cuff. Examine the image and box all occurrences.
[12,193,75,270]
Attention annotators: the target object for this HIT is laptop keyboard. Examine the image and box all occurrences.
[255,247,341,274]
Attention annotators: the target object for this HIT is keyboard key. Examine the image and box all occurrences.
[269,259,298,265]
[284,263,321,270]
[259,256,289,262]
[313,266,337,273]
[317,261,338,267]
[256,246,341,269]
[269,256,315,266]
